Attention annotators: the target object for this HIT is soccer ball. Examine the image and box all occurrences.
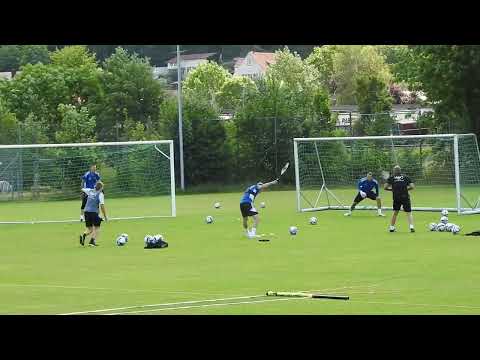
[428,223,438,231]
[452,224,461,235]
[144,234,154,245]
[260,202,266,208]
[120,233,129,242]
[214,202,221,209]
[440,216,448,224]
[309,217,318,225]
[154,234,164,242]
[441,209,449,216]
[289,226,298,235]
[445,223,454,232]
[116,235,127,246]
[205,216,214,224]
[437,223,446,232]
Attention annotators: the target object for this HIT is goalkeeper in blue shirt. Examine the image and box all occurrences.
[344,172,384,217]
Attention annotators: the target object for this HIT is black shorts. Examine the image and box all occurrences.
[240,203,258,217]
[393,197,412,212]
[354,191,378,203]
[81,192,88,210]
[84,212,102,227]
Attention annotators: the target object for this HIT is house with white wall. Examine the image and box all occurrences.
[167,53,216,78]
[234,51,276,79]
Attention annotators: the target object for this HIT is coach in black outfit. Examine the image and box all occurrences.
[384,165,415,233]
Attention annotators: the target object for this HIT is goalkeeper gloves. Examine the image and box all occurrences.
[359,191,367,198]
[275,178,280,184]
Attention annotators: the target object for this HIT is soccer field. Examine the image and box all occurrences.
[1,188,480,314]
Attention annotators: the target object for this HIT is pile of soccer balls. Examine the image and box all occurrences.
[429,209,461,235]
[144,234,168,249]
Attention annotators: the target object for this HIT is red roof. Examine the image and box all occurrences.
[167,52,216,65]
[250,51,276,71]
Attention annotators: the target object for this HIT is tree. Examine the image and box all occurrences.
[0,46,102,143]
[354,75,393,136]
[232,48,332,183]
[397,45,480,135]
[0,63,71,137]
[305,45,338,94]
[158,95,232,185]
[183,61,231,111]
[217,75,255,111]
[55,104,96,143]
[307,45,392,105]
[0,98,17,144]
[0,45,21,72]
[50,45,101,103]
[19,45,50,66]
[91,47,165,141]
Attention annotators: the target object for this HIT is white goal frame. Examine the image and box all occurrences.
[294,134,480,215]
[0,140,176,224]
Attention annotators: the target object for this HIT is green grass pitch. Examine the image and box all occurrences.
[1,188,480,314]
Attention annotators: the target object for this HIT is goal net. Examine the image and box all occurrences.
[294,134,480,215]
[0,140,176,224]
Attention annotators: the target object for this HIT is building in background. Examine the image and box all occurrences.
[166,52,217,79]
[233,51,276,79]
[332,104,434,135]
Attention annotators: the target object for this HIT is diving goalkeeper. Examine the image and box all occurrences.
[240,179,279,239]
[344,172,385,217]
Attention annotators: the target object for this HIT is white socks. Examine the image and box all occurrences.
[377,209,382,215]
[251,227,256,236]
[409,224,415,230]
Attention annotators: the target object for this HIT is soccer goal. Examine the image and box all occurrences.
[0,140,176,224]
[294,134,480,215]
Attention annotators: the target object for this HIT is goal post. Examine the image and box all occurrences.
[294,134,480,215]
[0,140,176,224]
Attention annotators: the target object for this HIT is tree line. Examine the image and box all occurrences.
[0,45,479,187]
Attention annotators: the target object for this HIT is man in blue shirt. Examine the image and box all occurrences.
[240,178,279,238]
[344,172,384,217]
[80,164,101,222]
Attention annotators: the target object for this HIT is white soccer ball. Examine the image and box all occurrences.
[441,209,449,216]
[116,235,127,246]
[437,223,446,232]
[289,226,298,235]
[440,216,448,224]
[452,224,461,235]
[260,202,266,208]
[214,202,221,209]
[429,223,438,231]
[309,217,318,225]
[120,233,129,242]
[205,216,214,224]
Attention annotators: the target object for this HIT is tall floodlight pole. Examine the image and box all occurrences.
[177,45,185,191]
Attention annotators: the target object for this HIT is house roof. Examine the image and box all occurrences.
[167,52,216,65]
[249,51,276,71]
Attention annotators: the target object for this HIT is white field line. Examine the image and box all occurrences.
[107,297,307,315]
[59,294,268,315]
